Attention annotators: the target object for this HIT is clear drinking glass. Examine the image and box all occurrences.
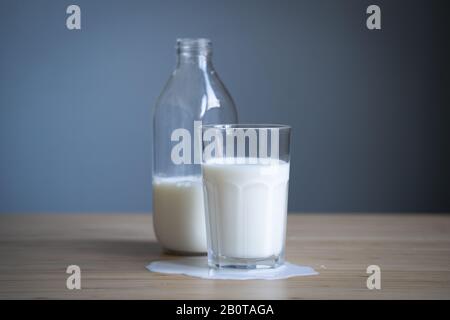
[201,124,291,269]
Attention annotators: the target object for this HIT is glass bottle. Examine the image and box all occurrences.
[152,38,238,254]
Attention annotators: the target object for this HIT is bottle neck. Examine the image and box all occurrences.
[177,53,212,69]
[175,38,213,70]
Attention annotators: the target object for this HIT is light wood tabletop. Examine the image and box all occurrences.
[0,213,449,299]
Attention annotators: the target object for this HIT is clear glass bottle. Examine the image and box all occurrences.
[152,38,238,254]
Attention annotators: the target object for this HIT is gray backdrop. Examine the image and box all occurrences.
[1,0,449,213]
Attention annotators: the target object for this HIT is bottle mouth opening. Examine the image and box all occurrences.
[176,38,212,55]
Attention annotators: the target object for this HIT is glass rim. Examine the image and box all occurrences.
[201,123,291,130]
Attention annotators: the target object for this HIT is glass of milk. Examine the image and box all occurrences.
[201,124,291,269]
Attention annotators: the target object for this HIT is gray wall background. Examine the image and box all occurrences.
[1,0,449,213]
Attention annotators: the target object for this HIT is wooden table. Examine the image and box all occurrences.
[0,214,449,299]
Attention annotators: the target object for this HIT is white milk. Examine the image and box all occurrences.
[152,176,207,253]
[202,158,290,259]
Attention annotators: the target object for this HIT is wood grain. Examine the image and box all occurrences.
[0,214,449,299]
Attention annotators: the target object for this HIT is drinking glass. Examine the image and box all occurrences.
[201,124,291,269]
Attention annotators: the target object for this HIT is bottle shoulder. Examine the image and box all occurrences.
[153,67,237,119]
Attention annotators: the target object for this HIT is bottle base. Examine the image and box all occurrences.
[163,248,206,256]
